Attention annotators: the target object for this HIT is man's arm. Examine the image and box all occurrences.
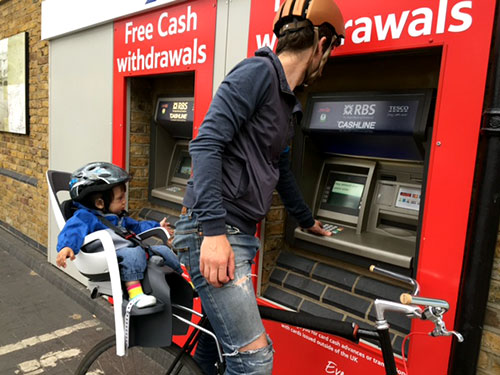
[189,58,272,235]
[276,148,331,236]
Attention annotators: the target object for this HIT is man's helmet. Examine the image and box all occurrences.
[69,162,131,202]
[273,0,345,41]
[273,0,345,85]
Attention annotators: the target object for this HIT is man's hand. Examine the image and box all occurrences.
[304,219,332,237]
[56,247,75,268]
[200,235,235,288]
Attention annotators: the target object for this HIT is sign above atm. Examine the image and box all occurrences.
[114,2,215,75]
[303,91,433,161]
[306,91,431,134]
[248,0,483,55]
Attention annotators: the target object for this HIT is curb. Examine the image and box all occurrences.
[0,225,115,330]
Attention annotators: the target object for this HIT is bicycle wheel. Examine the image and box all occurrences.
[75,335,203,375]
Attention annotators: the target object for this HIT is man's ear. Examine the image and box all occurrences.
[95,198,105,210]
[318,36,329,55]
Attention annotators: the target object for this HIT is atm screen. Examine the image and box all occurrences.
[320,172,367,217]
[175,154,192,180]
[171,150,192,184]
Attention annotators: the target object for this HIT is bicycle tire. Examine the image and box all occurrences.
[75,335,204,375]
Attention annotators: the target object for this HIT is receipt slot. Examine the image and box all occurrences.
[149,97,193,210]
[291,90,433,273]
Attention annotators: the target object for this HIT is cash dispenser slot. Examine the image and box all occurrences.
[292,90,432,270]
[149,97,193,215]
[377,212,417,237]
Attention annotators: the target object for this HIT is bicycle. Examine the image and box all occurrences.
[74,263,463,375]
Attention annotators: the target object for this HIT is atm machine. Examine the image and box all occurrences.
[264,89,434,356]
[148,96,194,225]
[290,89,432,274]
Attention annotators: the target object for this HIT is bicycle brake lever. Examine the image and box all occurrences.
[424,307,464,342]
[430,321,464,342]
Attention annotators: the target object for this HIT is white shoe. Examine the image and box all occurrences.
[132,294,156,308]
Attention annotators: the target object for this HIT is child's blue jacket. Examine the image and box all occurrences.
[56,202,159,255]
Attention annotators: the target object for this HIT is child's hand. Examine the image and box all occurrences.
[56,247,75,268]
[160,217,169,229]
[160,218,173,234]
[160,217,174,243]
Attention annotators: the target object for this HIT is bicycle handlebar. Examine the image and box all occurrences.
[400,293,450,310]
[369,265,420,295]
[369,265,464,343]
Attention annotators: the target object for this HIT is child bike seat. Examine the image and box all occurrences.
[47,169,191,355]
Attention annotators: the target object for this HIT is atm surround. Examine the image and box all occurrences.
[290,89,434,272]
[149,96,193,211]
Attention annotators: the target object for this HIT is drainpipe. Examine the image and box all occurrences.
[449,3,500,374]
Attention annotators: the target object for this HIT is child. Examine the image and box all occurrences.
[56,161,182,308]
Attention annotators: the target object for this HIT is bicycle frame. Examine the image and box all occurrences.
[73,260,463,375]
[167,300,415,375]
[162,265,463,375]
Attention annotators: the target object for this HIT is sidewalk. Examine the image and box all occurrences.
[0,225,114,374]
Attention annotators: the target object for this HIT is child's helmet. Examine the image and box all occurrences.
[69,162,131,201]
[273,0,345,41]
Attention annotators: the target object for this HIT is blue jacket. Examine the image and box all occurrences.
[183,47,315,236]
[56,202,159,255]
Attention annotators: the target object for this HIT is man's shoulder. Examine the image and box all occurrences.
[231,54,275,77]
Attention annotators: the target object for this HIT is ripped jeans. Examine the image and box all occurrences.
[173,211,273,375]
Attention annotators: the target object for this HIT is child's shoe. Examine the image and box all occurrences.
[131,293,156,308]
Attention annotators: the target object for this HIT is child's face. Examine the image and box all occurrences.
[108,185,127,214]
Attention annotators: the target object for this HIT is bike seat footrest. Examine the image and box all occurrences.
[122,298,166,316]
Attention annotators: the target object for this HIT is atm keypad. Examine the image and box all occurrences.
[323,223,344,234]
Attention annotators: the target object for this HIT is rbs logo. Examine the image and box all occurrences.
[343,104,376,116]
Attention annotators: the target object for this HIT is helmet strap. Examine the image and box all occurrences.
[303,28,333,86]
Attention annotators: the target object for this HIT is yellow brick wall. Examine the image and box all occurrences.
[128,78,154,216]
[0,0,48,251]
[477,233,500,375]
[261,193,286,289]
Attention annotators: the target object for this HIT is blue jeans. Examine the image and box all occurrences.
[173,211,273,375]
[116,245,182,282]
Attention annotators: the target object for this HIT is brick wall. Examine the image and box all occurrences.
[261,193,286,289]
[128,78,154,217]
[477,232,500,374]
[0,0,48,252]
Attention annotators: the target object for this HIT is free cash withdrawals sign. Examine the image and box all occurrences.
[112,0,216,166]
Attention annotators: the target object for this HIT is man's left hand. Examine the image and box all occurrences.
[304,219,332,237]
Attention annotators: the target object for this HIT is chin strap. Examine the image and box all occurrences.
[303,28,337,86]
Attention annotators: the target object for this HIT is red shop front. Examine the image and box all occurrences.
[245,1,496,374]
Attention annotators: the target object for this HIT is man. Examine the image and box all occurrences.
[173,1,345,373]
